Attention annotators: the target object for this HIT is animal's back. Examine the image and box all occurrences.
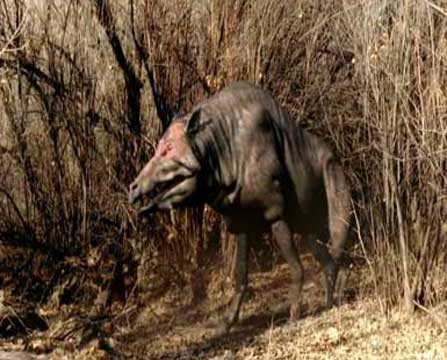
[197,81,284,125]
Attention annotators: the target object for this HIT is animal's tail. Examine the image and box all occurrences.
[323,156,352,264]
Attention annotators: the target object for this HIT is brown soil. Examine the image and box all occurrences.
[1,260,446,359]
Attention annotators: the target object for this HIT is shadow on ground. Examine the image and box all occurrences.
[153,303,336,360]
[115,262,361,359]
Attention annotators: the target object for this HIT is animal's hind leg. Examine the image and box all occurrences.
[271,220,304,320]
[217,232,251,334]
[320,157,352,306]
[306,233,338,308]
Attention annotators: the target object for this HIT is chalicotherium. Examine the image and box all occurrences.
[129,81,351,334]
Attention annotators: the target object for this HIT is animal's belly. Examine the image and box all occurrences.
[221,208,271,233]
[210,193,285,233]
[285,192,328,235]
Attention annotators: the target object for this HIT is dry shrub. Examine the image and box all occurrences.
[343,0,447,309]
[0,0,445,314]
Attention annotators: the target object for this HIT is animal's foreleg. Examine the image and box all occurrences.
[272,220,304,320]
[306,233,338,307]
[218,232,250,334]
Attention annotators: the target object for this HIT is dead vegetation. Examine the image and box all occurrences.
[0,0,446,358]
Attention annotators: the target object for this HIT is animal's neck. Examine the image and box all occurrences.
[191,117,239,205]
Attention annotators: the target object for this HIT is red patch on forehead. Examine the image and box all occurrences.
[156,122,187,158]
[159,142,173,157]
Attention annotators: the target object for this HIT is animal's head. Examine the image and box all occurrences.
[128,110,203,214]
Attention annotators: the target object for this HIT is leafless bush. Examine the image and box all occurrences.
[343,0,447,310]
[0,0,445,314]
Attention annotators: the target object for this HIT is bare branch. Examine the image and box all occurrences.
[93,0,142,137]
[130,0,173,132]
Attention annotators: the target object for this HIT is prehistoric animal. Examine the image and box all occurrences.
[129,81,351,334]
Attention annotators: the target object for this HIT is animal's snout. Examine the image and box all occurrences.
[128,182,140,204]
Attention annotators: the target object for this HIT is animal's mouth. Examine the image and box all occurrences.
[138,175,188,214]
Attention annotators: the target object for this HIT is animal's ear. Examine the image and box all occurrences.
[186,109,202,137]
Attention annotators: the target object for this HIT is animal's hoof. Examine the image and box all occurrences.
[213,321,231,337]
[203,317,220,329]
[326,296,342,309]
[204,316,232,336]
[289,304,301,322]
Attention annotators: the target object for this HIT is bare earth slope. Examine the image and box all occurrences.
[114,263,447,360]
[1,262,446,359]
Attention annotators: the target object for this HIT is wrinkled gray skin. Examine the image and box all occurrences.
[129,81,351,335]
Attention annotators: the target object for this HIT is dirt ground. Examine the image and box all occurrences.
[1,259,446,359]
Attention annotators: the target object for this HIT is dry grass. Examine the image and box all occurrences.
[244,301,447,360]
